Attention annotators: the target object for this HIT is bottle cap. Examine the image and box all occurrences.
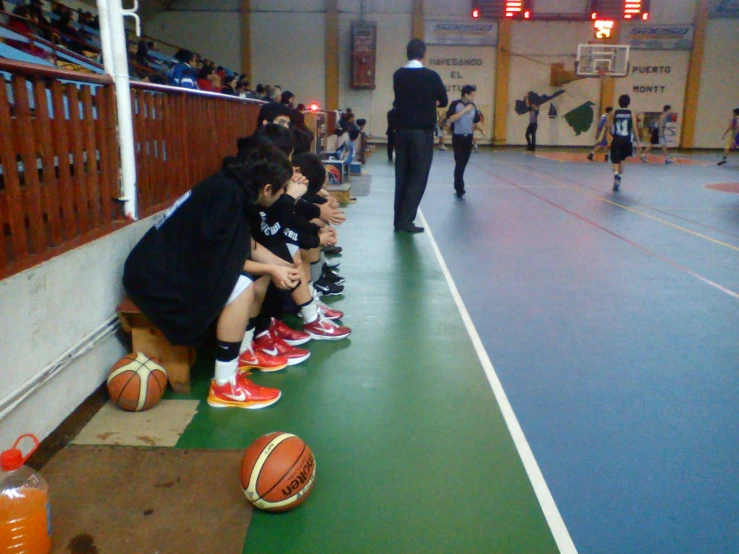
[0,435,39,471]
[0,448,23,471]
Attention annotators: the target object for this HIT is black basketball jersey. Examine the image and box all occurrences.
[612,109,634,142]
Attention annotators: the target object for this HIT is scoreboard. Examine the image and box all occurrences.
[471,0,533,19]
[589,0,651,20]
[471,1,650,21]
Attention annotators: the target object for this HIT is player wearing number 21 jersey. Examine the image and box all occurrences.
[607,94,642,192]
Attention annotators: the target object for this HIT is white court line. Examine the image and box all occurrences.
[418,209,578,554]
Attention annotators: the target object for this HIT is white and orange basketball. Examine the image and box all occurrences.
[241,432,316,512]
[106,353,168,412]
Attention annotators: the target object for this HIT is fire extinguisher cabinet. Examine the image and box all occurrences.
[350,21,377,90]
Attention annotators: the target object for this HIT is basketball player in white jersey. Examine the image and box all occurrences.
[607,94,642,192]
[641,105,673,164]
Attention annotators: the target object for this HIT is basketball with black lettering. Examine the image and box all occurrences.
[106,353,168,412]
[241,432,316,512]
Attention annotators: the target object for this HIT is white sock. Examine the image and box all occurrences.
[300,300,320,323]
[240,327,255,354]
[310,261,323,283]
[214,359,238,386]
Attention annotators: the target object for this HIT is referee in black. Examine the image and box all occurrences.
[446,85,482,198]
[392,38,448,233]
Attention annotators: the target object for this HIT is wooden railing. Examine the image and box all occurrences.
[129,82,261,218]
[0,59,262,279]
[0,60,118,279]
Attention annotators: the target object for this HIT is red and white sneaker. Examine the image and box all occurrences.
[303,316,351,341]
[318,302,344,321]
[254,330,310,366]
[238,346,288,373]
[207,375,281,409]
[270,318,311,346]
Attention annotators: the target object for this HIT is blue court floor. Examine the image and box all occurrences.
[371,147,738,554]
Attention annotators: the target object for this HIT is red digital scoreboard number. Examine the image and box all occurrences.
[504,1,532,19]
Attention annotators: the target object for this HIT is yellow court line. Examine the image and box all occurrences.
[496,161,739,253]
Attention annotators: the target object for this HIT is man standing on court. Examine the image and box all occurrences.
[393,38,448,233]
[446,85,482,198]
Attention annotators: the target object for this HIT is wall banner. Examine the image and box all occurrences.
[711,0,739,19]
[623,24,694,50]
[424,19,498,46]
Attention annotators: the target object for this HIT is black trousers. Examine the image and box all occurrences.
[526,122,538,150]
[394,128,434,229]
[387,130,395,161]
[452,134,474,193]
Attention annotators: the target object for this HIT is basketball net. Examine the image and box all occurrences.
[598,69,609,85]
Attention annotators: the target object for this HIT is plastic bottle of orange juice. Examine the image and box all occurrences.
[0,434,51,554]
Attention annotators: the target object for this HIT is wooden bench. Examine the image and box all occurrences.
[327,183,355,205]
[116,298,196,393]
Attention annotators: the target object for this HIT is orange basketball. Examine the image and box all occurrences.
[106,353,168,412]
[241,432,316,512]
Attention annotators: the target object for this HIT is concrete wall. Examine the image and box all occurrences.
[145,0,242,71]
[251,10,326,108]
[507,21,600,147]
[0,217,156,448]
[693,18,739,148]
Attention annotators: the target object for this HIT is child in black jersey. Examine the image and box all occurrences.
[123,145,300,410]
[607,94,642,192]
[243,125,352,347]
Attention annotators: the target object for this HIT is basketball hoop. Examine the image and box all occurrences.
[598,69,609,84]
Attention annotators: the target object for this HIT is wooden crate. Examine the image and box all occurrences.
[116,298,195,393]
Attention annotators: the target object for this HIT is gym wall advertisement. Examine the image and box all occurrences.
[425,19,498,140]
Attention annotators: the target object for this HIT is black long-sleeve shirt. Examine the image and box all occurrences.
[393,66,448,131]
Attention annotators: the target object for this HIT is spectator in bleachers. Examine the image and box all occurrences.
[8,6,48,58]
[196,65,218,92]
[169,49,199,89]
[28,0,51,41]
[135,40,150,68]
[255,84,265,98]
[53,11,86,53]
[264,85,282,103]
[280,90,295,108]
[222,74,239,96]
[238,76,253,98]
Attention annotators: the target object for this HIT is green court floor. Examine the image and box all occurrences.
[169,186,561,553]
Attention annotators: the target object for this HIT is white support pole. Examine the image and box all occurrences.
[96,0,138,220]
[95,0,114,76]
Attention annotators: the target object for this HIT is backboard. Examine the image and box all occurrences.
[575,44,630,78]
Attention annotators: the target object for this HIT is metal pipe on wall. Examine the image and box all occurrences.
[96,0,138,220]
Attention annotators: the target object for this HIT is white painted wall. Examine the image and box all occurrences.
[0,217,157,449]
[146,0,242,72]
[613,49,689,145]
[693,19,739,149]
[508,21,600,146]
[338,11,411,139]
[250,11,326,107]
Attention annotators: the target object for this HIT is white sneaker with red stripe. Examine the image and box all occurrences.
[270,318,311,346]
[254,330,311,366]
[303,316,351,340]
